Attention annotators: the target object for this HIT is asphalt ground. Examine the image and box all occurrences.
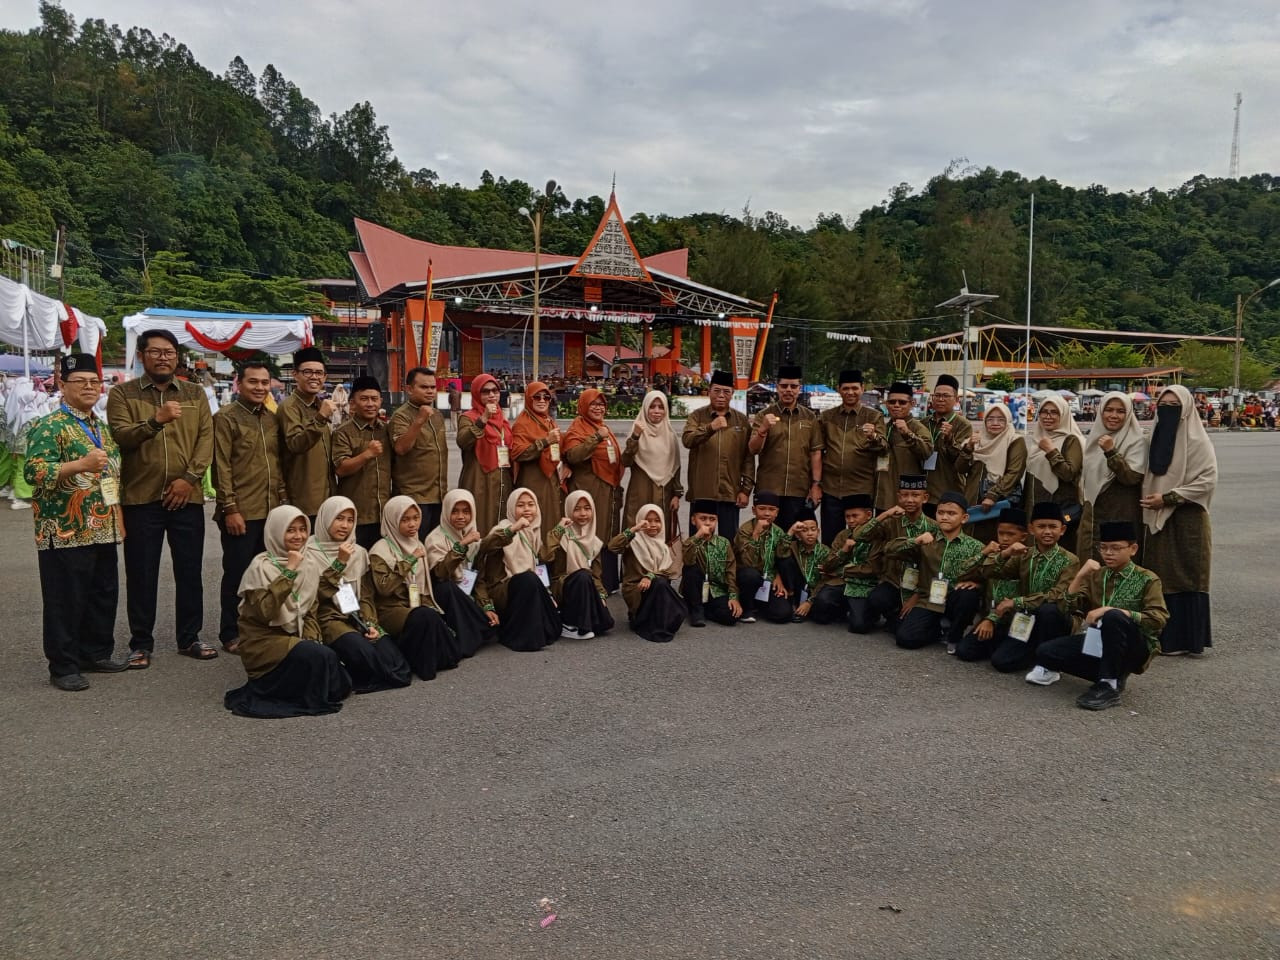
[2,428,1277,960]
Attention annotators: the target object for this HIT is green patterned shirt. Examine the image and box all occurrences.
[25,408,124,550]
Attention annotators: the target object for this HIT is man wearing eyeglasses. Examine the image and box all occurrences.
[279,347,336,522]
[106,329,216,667]
[748,364,823,531]
[682,370,755,537]
[26,353,129,690]
[874,381,934,511]
[924,374,972,504]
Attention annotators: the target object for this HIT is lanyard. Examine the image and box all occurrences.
[266,556,301,604]
[1102,565,1132,606]
[389,539,418,572]
[802,547,821,585]
[62,404,103,448]
[564,528,594,562]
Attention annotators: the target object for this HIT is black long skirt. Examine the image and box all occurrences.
[331,631,413,693]
[431,577,496,657]
[559,569,615,637]
[1160,592,1213,654]
[498,571,561,652]
[395,607,464,680]
[224,641,352,719]
[630,576,686,643]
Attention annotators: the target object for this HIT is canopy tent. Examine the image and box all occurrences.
[0,274,108,373]
[0,354,52,376]
[122,309,314,370]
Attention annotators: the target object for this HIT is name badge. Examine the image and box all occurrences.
[335,581,360,615]
[1082,625,1104,658]
[606,440,617,464]
[921,451,939,471]
[497,445,510,468]
[701,581,710,604]
[534,563,551,588]
[799,589,810,605]
[99,476,120,506]
[1009,611,1036,642]
[901,565,919,591]
[549,441,560,462]
[876,455,889,473]
[754,579,772,603]
[458,567,478,596]
[407,582,421,608]
[928,575,949,605]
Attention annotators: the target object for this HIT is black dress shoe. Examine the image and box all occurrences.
[79,658,129,673]
[51,673,90,691]
[689,618,706,628]
[1076,682,1121,711]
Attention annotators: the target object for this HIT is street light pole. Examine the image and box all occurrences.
[1234,277,1280,398]
[520,179,557,383]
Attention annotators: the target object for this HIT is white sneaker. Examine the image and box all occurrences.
[561,625,581,639]
[0,486,10,498]
[10,499,31,510]
[739,615,757,624]
[1025,665,1060,686]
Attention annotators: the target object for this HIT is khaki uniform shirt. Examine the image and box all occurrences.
[874,417,933,509]
[278,391,335,517]
[885,531,985,613]
[332,416,392,525]
[924,411,972,502]
[751,402,821,498]
[818,404,885,498]
[388,401,448,504]
[213,397,287,521]
[682,406,755,503]
[106,375,213,505]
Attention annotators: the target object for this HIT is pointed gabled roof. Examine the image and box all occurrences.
[570,192,652,281]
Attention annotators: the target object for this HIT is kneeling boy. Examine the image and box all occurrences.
[825,494,883,633]
[681,499,743,627]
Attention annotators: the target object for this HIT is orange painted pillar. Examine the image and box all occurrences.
[700,324,712,377]
[671,324,682,366]
[642,323,654,383]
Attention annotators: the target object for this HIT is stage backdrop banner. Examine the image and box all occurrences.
[482,328,564,379]
[730,318,759,390]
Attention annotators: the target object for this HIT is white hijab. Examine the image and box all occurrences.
[630,390,680,486]
[369,495,435,606]
[305,496,367,594]
[237,505,318,634]
[1142,385,1217,534]
[1082,392,1148,503]
[424,488,479,576]
[493,487,543,577]
[1024,394,1085,494]
[972,403,1017,478]
[561,489,603,574]
[629,502,674,574]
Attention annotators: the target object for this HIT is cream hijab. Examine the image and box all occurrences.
[237,505,318,634]
[972,403,1018,478]
[306,496,368,594]
[1142,385,1217,534]
[561,489,603,574]
[494,487,543,578]
[629,503,674,574]
[1082,392,1148,503]
[630,390,680,486]
[1024,394,1085,494]
[369,495,436,606]
[424,488,479,576]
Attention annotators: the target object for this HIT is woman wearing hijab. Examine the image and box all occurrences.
[1079,392,1149,562]
[509,381,563,521]
[305,495,412,693]
[622,389,684,530]
[224,506,352,718]
[1022,393,1086,552]
[457,373,514,533]
[563,388,624,593]
[423,488,501,656]
[957,403,1026,542]
[369,496,463,679]
[476,487,562,651]
[608,503,686,643]
[1141,385,1217,655]
[547,490,615,639]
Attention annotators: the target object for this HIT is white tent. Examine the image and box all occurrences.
[122,308,314,371]
[0,274,107,372]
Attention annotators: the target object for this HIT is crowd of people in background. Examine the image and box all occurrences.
[22,337,1224,716]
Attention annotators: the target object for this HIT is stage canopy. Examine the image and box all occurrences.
[0,274,108,362]
[122,308,314,363]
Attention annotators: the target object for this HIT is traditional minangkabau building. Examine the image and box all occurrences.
[347,192,771,390]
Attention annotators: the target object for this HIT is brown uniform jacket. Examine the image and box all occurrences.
[388,401,449,504]
[213,397,286,521]
[332,416,392,525]
[681,406,755,503]
[278,391,335,517]
[751,402,822,498]
[924,411,972,502]
[106,375,213,505]
[818,404,885,497]
[874,417,934,509]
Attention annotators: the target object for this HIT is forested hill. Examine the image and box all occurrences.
[2,3,1278,381]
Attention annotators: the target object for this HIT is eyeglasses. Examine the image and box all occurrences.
[588,400,607,408]
[886,398,910,405]
[480,386,500,395]
[65,378,102,387]
[533,392,552,400]
[143,349,178,359]
[297,368,325,377]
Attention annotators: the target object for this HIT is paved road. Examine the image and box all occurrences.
[2,431,1277,960]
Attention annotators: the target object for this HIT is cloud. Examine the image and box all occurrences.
[5,0,1278,225]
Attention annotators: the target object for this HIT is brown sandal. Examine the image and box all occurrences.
[178,641,219,660]
[127,650,151,670]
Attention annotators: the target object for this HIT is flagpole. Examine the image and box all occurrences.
[419,259,434,369]
[1023,193,1034,403]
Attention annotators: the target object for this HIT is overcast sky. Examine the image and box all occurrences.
[6,1,1278,225]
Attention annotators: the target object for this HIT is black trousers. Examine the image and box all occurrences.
[866,580,905,634]
[688,500,740,541]
[895,587,983,649]
[122,501,205,651]
[415,503,442,539]
[736,565,796,623]
[40,543,119,677]
[680,564,737,626]
[846,596,876,633]
[354,522,381,551]
[776,496,808,533]
[1036,609,1149,683]
[806,584,847,624]
[990,603,1070,673]
[819,496,848,547]
[219,518,266,645]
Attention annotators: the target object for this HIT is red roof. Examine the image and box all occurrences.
[351,217,689,299]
